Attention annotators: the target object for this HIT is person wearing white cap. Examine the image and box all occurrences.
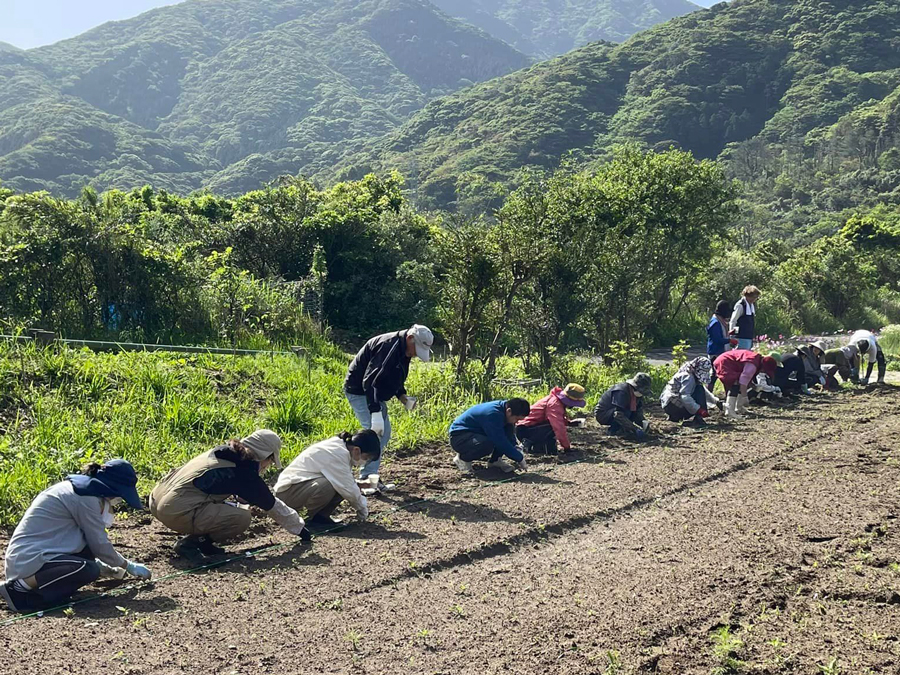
[343,324,434,490]
[848,329,886,385]
[149,429,310,560]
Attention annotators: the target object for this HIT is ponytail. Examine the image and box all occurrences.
[337,431,353,444]
[81,462,102,477]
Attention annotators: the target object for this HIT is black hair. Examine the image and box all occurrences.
[226,439,256,462]
[81,462,102,477]
[339,430,382,462]
[506,397,531,417]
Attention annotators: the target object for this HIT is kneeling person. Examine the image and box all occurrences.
[850,330,886,385]
[450,398,531,474]
[275,430,380,534]
[149,429,309,560]
[1,460,152,614]
[661,357,721,426]
[516,383,586,455]
[594,373,653,440]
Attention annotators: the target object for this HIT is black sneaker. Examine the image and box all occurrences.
[174,535,225,560]
[307,515,346,534]
[0,581,41,614]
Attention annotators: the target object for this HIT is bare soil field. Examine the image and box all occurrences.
[2,385,899,674]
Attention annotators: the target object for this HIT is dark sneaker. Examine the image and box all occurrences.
[0,581,41,614]
[196,535,226,556]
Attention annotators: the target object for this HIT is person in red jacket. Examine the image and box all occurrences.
[515,383,587,455]
[713,350,778,420]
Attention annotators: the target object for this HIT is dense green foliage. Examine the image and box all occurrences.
[348,0,900,237]
[0,338,675,526]
[431,0,699,57]
[0,0,529,197]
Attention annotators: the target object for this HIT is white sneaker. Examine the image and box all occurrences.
[454,454,474,474]
[487,459,515,473]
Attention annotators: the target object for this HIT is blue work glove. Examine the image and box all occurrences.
[125,561,152,580]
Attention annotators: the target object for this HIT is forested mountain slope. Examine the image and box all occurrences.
[431,0,700,57]
[0,0,530,196]
[344,0,900,227]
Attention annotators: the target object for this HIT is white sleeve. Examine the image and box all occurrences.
[704,387,721,406]
[267,498,306,535]
[320,454,368,517]
[753,373,776,392]
[729,301,743,332]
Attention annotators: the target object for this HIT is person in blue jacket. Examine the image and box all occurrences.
[450,399,531,475]
[707,300,736,391]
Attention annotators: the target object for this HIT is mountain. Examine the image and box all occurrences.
[343,0,900,222]
[431,0,701,57]
[0,0,530,196]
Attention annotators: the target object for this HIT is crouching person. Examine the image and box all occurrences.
[594,373,653,441]
[515,383,586,455]
[714,350,778,420]
[661,357,722,427]
[150,430,309,560]
[850,330,887,385]
[274,430,380,535]
[1,460,152,614]
[450,398,531,474]
[796,341,827,392]
[823,344,860,386]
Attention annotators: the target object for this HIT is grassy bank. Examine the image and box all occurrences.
[0,339,672,527]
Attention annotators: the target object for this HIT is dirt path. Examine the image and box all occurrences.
[2,386,899,674]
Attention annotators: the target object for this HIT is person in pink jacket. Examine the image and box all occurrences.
[714,350,778,420]
[515,383,587,455]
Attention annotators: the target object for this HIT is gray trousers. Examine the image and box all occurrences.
[275,477,343,519]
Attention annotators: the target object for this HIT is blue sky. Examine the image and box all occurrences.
[1,0,720,50]
[1,1,183,49]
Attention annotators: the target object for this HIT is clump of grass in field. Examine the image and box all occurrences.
[0,339,670,526]
[710,625,746,674]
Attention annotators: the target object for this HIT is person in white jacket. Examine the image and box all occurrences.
[849,329,886,385]
[275,430,381,534]
[660,357,722,427]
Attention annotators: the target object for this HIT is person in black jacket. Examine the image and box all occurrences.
[593,373,653,441]
[344,325,434,489]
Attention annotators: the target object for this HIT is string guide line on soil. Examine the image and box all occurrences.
[1,398,873,629]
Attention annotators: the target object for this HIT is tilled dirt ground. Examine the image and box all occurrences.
[2,385,899,674]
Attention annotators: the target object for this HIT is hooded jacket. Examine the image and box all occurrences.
[517,387,576,450]
[796,345,825,380]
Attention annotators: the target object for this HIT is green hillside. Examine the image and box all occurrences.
[344,0,900,231]
[431,0,700,57]
[0,0,530,196]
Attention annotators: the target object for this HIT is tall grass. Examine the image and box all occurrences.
[0,339,673,527]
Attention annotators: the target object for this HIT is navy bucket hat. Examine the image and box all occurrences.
[68,459,143,510]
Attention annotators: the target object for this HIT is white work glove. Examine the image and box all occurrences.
[569,418,586,427]
[268,498,307,536]
[125,561,152,580]
[370,411,385,436]
[516,458,528,472]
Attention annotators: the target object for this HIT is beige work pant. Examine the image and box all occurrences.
[149,492,252,543]
[275,477,343,519]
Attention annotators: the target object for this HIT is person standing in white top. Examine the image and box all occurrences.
[274,430,381,534]
[729,285,760,350]
[848,329,886,385]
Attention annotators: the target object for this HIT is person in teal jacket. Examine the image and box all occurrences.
[449,399,530,475]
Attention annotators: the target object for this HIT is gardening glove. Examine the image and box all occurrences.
[125,561,152,580]
[268,498,307,536]
[516,458,528,472]
[698,408,709,419]
[819,376,826,386]
[729,338,739,346]
[370,411,385,437]
[634,428,647,442]
[569,418,586,427]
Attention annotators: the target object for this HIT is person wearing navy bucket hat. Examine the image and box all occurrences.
[1,459,153,614]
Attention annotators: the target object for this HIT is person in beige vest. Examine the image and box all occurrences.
[149,430,310,560]
[274,430,381,534]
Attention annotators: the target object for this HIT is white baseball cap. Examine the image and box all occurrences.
[409,324,434,362]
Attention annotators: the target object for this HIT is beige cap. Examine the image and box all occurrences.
[241,429,283,469]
